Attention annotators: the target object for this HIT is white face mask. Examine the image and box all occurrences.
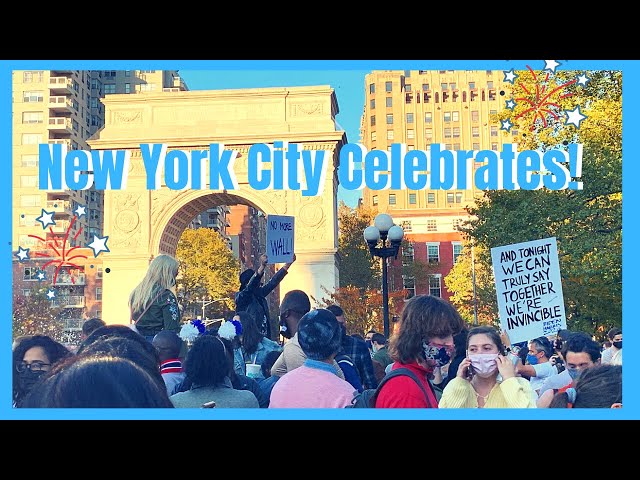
[468,353,499,378]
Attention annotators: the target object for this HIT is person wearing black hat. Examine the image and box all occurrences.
[235,253,296,340]
[269,309,356,408]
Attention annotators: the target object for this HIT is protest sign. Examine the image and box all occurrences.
[266,215,294,264]
[491,237,566,344]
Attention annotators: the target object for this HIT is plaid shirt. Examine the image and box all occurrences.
[341,335,378,389]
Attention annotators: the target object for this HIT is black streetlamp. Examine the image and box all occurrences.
[364,213,404,338]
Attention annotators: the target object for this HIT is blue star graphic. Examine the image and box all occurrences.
[544,60,561,73]
[36,270,47,282]
[565,105,587,128]
[15,246,30,262]
[46,289,56,300]
[576,73,591,87]
[505,98,516,110]
[87,234,110,257]
[501,119,513,132]
[503,69,518,84]
[36,209,56,229]
[74,204,87,218]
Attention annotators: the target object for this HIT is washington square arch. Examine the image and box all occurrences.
[88,86,346,327]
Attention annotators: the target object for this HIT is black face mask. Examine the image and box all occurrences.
[279,312,292,339]
[18,369,46,394]
[613,341,622,349]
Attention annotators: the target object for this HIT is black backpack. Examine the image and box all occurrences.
[346,367,431,408]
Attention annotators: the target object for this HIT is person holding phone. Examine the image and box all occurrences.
[439,326,537,408]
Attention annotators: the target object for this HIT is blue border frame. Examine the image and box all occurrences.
[2,59,634,419]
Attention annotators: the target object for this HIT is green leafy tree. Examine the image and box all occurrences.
[13,287,64,341]
[338,202,380,289]
[468,70,621,337]
[176,228,240,312]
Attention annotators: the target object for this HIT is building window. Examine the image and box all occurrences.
[512,129,519,136]
[427,244,440,263]
[96,287,102,301]
[487,81,494,89]
[426,219,437,231]
[385,97,393,108]
[386,114,393,125]
[104,71,116,78]
[403,276,416,299]
[452,218,463,230]
[453,242,463,264]
[491,126,498,137]
[444,128,452,138]
[453,143,460,150]
[104,84,116,94]
[23,267,38,281]
[452,111,459,122]
[124,83,131,93]
[125,70,132,77]
[401,220,413,232]
[456,192,463,203]
[444,112,451,122]
[90,97,99,108]
[96,310,102,318]
[370,131,377,141]
[22,289,31,297]
[406,113,414,123]
[450,83,456,90]
[20,175,38,187]
[91,78,99,90]
[406,92,413,103]
[447,192,455,204]
[469,82,476,89]
[409,193,417,204]
[372,195,378,206]
[21,155,38,167]
[492,143,498,151]
[435,92,439,103]
[385,81,392,93]
[22,111,43,124]
[21,133,42,145]
[427,192,435,204]
[472,126,480,137]
[402,242,415,265]
[387,130,394,140]
[422,83,429,91]
[370,115,376,126]
[23,71,44,82]
[425,128,433,141]
[441,83,448,90]
[471,111,479,122]
[20,195,41,207]
[429,275,442,297]
[389,194,396,205]
[490,109,497,116]
[407,129,415,139]
[370,98,375,109]
[425,112,432,123]
[369,83,375,94]
[453,127,460,138]
[97,267,103,279]
[23,91,43,102]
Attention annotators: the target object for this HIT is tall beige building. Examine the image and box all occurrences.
[360,70,518,301]
[12,69,187,251]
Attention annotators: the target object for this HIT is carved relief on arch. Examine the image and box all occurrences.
[110,193,142,248]
[297,196,326,242]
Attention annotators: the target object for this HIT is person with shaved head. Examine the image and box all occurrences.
[152,330,186,397]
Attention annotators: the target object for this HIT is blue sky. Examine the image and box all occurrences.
[179,70,368,207]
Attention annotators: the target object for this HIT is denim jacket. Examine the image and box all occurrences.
[233,337,283,380]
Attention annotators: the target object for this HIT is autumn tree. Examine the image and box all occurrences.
[176,227,240,313]
[13,287,64,341]
[467,70,622,336]
[337,202,380,290]
[315,286,406,336]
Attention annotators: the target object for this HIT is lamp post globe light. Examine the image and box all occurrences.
[364,213,404,338]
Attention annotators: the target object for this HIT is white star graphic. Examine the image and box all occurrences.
[506,99,516,110]
[88,235,110,257]
[46,289,56,300]
[565,105,587,128]
[36,209,56,229]
[501,119,513,132]
[576,73,590,87]
[544,60,561,73]
[15,247,30,262]
[37,270,46,281]
[74,204,87,218]
[503,69,518,84]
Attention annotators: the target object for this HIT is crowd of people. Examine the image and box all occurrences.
[12,253,623,410]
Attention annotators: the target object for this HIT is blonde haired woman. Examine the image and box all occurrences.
[129,254,181,342]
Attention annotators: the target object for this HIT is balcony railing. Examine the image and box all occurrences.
[62,318,84,330]
[48,139,72,149]
[49,96,73,111]
[47,117,72,132]
[56,273,86,285]
[49,76,73,93]
[45,199,71,213]
[52,295,85,308]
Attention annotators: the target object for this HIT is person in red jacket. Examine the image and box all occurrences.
[375,295,465,408]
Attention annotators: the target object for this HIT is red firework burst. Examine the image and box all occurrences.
[28,215,88,285]
[515,65,577,131]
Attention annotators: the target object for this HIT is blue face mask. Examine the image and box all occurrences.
[567,367,581,381]
[526,354,539,365]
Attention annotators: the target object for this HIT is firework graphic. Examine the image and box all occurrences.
[510,63,577,132]
[27,213,88,286]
